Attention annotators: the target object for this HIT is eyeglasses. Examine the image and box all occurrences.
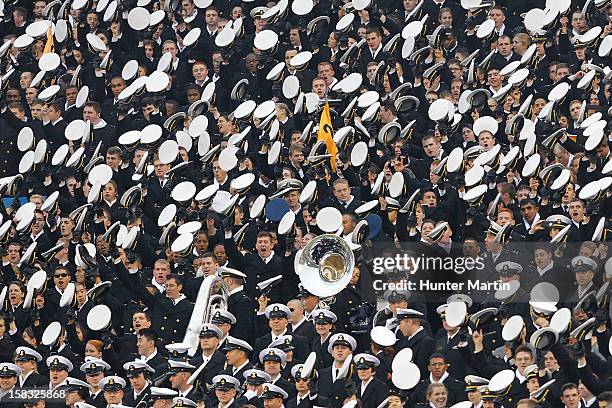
[54,273,69,278]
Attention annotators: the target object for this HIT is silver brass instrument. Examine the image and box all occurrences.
[183,275,229,356]
[296,233,355,300]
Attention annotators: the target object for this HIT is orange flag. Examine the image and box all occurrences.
[43,26,54,55]
[316,102,338,171]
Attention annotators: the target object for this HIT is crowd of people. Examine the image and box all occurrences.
[0,0,610,407]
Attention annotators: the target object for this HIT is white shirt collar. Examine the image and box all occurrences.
[228,285,244,296]
[537,261,554,276]
[140,348,158,362]
[151,277,165,293]
[171,294,186,305]
[515,368,527,384]
[179,385,193,397]
[92,118,107,129]
[360,377,374,394]
[272,328,287,341]
[104,199,117,207]
[292,316,307,332]
[407,326,424,340]
[232,360,250,374]
[524,213,541,230]
[429,371,449,384]
[260,251,274,264]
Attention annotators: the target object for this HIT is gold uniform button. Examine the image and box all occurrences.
[161,327,165,330]
[176,319,180,323]
[164,316,167,319]
[173,330,177,333]
[348,300,352,304]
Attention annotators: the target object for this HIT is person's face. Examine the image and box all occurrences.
[7,244,21,264]
[129,372,147,391]
[181,0,194,15]
[20,72,32,89]
[512,38,527,54]
[268,316,287,332]
[86,12,98,29]
[497,37,512,56]
[33,1,46,16]
[216,388,236,403]
[83,106,100,123]
[24,88,38,105]
[569,201,585,221]
[245,54,258,73]
[132,312,150,333]
[289,28,300,45]
[526,377,540,393]
[50,368,68,385]
[104,389,123,404]
[332,345,350,363]
[0,375,17,390]
[213,245,227,264]
[497,211,514,226]
[388,395,404,408]
[54,269,70,290]
[315,321,332,336]
[256,236,272,257]
[489,9,505,27]
[153,262,170,283]
[285,191,299,208]
[85,341,101,358]
[439,11,452,26]
[59,216,74,236]
[137,334,153,355]
[164,278,181,299]
[312,79,326,98]
[467,390,481,404]
[575,270,594,286]
[429,387,448,408]
[334,183,351,202]
[290,149,304,165]
[102,182,117,202]
[192,63,208,81]
[218,116,233,135]
[596,140,610,158]
[163,43,177,59]
[422,138,440,158]
[200,256,217,276]
[154,160,170,178]
[205,9,219,26]
[264,360,281,376]
[515,351,533,372]
[226,349,244,366]
[199,334,219,351]
[6,90,20,103]
[231,6,243,19]
[86,371,104,388]
[557,67,570,80]
[487,70,501,88]
[428,357,447,379]
[572,13,586,31]
[357,367,374,381]
[534,249,551,268]
[479,132,495,151]
[110,78,126,96]
[342,214,356,235]
[520,203,538,222]
[421,192,437,207]
[562,387,580,408]
[366,32,381,50]
[105,152,121,170]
